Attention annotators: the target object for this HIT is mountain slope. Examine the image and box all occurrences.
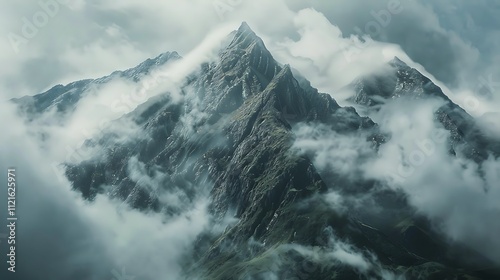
[12,51,181,119]
[14,23,499,279]
[350,57,500,162]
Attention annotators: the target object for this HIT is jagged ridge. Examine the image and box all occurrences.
[350,56,500,162]
[13,23,499,280]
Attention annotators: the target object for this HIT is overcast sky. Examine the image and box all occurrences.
[1,0,499,114]
[1,1,499,279]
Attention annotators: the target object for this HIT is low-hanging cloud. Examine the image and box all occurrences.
[291,92,500,264]
[2,1,500,278]
[0,24,240,279]
[365,97,500,263]
[2,77,220,280]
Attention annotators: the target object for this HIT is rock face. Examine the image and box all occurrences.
[12,51,181,118]
[14,23,500,279]
[350,57,500,162]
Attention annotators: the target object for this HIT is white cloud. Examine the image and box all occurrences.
[0,83,216,280]
[292,121,374,180]
[361,96,500,263]
[2,0,500,278]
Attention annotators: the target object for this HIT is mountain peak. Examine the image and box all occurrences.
[281,64,292,75]
[227,22,262,51]
[238,21,253,33]
[348,55,450,106]
[16,21,499,280]
[389,56,409,68]
[214,22,280,88]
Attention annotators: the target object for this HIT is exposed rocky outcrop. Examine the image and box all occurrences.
[350,56,500,162]
[14,23,499,279]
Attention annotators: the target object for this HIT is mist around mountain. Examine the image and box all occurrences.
[2,22,500,280]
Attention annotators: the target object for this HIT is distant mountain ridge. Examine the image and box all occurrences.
[12,51,180,117]
[350,56,500,162]
[12,23,500,279]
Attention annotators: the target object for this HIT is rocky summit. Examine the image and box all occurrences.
[14,23,500,279]
[350,57,500,163]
